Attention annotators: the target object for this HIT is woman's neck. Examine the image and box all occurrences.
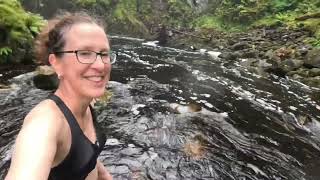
[54,88,92,119]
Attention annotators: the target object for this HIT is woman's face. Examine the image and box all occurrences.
[57,23,111,98]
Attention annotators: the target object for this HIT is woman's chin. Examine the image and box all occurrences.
[86,89,106,99]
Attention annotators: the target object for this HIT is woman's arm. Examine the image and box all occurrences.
[97,160,112,180]
[5,104,60,180]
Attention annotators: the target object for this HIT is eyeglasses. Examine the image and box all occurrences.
[52,50,117,64]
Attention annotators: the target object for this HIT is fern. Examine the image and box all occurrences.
[0,0,44,63]
[0,47,12,56]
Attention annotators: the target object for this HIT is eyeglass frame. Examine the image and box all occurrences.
[50,50,117,64]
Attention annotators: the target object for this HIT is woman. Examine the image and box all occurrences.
[5,12,114,180]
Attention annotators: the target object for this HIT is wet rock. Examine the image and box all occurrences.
[239,58,258,67]
[305,48,320,68]
[109,165,130,174]
[33,65,58,90]
[206,51,221,59]
[169,103,202,114]
[0,83,10,90]
[218,52,238,60]
[297,115,312,126]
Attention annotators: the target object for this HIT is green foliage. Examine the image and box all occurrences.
[0,47,12,62]
[269,0,299,12]
[0,0,45,64]
[74,0,97,7]
[192,15,222,29]
[0,47,12,56]
[311,39,320,47]
[302,18,320,44]
[215,0,270,24]
[165,0,194,27]
[73,0,151,37]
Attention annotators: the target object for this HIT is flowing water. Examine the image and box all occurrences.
[1,36,320,180]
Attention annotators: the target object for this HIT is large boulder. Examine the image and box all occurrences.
[33,65,58,90]
[305,48,320,68]
[280,59,304,72]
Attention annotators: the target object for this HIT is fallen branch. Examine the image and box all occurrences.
[295,12,320,21]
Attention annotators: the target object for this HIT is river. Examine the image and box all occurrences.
[1,36,320,180]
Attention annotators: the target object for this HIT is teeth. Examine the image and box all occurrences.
[86,76,103,82]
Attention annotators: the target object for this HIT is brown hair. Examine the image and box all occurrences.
[34,11,106,65]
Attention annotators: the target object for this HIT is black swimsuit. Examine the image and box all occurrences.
[48,94,106,180]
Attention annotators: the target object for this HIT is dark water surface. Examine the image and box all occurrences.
[1,37,320,180]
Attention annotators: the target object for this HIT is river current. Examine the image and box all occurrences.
[1,36,320,180]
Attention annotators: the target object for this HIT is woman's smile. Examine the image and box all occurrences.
[85,75,104,82]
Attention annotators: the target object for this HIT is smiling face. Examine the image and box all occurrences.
[53,23,111,99]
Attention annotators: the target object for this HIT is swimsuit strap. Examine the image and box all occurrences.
[48,94,82,137]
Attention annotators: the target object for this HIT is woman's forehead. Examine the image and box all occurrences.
[64,23,109,48]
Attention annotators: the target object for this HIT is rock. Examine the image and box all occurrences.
[35,65,55,75]
[297,115,312,126]
[265,49,275,60]
[33,74,59,90]
[280,59,304,72]
[309,68,320,77]
[231,42,250,51]
[33,65,58,90]
[0,83,11,93]
[0,83,10,89]
[302,76,320,88]
[265,68,287,77]
[169,103,202,114]
[291,74,303,80]
[268,50,281,62]
[287,68,309,77]
[239,49,259,58]
[297,45,311,57]
[305,48,320,68]
[206,51,221,59]
[218,52,238,60]
[239,58,258,67]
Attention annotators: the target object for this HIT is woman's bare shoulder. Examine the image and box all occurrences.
[22,99,64,134]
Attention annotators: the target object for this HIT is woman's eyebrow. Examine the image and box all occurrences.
[77,46,109,51]
[100,48,110,52]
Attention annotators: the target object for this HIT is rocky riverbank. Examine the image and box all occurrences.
[0,26,320,90]
[162,26,320,89]
[0,64,36,87]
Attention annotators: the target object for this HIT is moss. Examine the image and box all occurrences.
[302,19,320,37]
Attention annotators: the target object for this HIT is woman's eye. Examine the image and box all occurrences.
[79,51,92,56]
[100,52,109,57]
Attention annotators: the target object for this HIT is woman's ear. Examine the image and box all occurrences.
[48,54,62,76]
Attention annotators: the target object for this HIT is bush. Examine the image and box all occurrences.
[0,0,45,64]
